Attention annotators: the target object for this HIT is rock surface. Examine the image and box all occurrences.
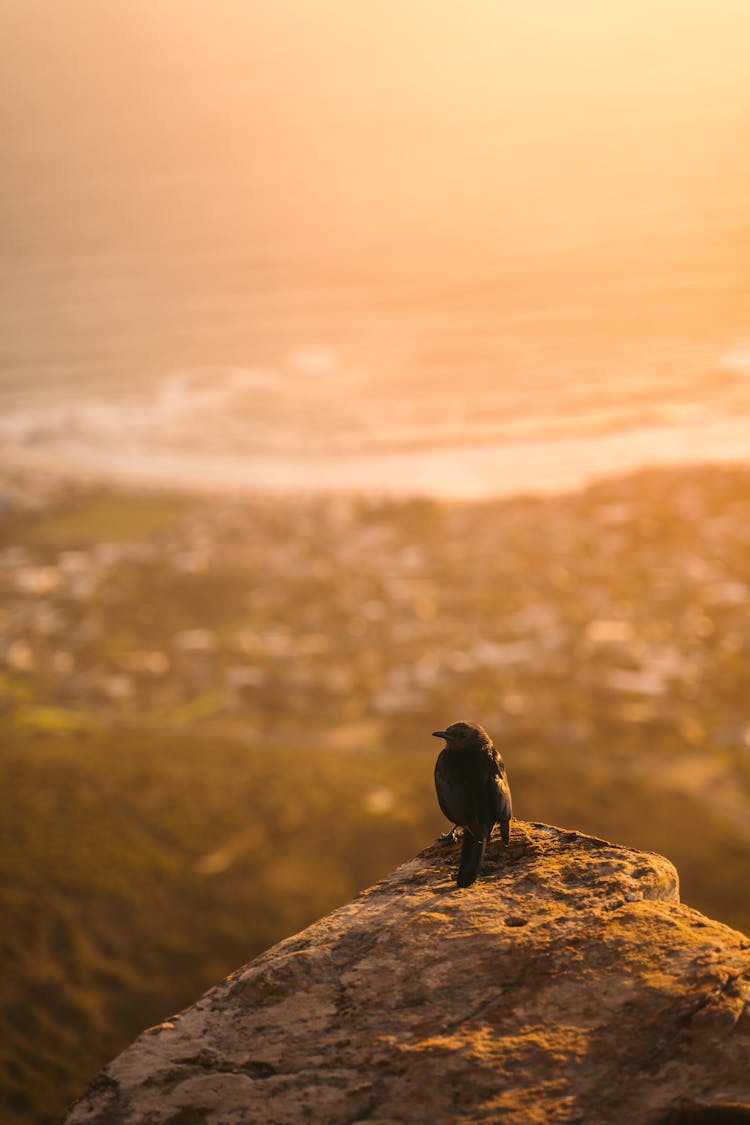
[63,822,750,1124]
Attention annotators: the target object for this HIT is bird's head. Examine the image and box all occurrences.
[432,720,491,750]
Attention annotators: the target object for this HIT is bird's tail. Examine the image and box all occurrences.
[457,833,486,888]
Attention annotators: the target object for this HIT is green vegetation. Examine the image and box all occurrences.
[2,468,750,1122]
[34,493,188,545]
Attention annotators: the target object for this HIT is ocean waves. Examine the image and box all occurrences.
[1,353,750,499]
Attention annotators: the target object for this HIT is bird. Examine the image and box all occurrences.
[433,720,513,887]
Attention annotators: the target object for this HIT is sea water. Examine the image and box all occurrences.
[2,1,749,497]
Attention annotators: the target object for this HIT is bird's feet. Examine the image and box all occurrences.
[440,826,461,843]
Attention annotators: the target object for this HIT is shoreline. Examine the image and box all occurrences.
[2,411,750,502]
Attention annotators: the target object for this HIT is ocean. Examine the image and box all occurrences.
[2,1,749,498]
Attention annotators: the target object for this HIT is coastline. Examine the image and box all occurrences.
[2,409,750,501]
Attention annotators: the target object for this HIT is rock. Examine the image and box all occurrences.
[62,822,750,1125]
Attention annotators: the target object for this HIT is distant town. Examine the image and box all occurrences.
[2,466,750,779]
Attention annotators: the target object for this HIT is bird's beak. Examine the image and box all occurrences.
[432,730,449,739]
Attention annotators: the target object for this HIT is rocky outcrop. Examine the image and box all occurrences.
[63,823,750,1124]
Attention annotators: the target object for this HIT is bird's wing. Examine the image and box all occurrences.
[489,755,513,827]
[434,753,461,824]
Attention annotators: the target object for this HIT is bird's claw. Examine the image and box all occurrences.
[440,826,461,843]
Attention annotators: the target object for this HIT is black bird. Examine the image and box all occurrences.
[433,720,513,887]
